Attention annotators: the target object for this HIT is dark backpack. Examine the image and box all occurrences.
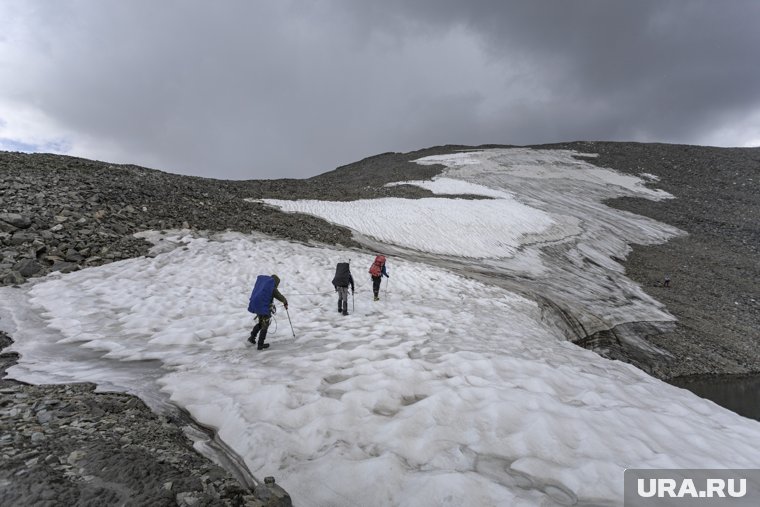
[332,262,351,287]
[369,255,386,277]
[248,275,275,315]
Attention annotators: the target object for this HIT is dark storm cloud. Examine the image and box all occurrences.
[1,1,758,179]
[346,0,760,143]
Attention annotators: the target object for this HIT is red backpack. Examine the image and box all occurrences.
[369,255,386,277]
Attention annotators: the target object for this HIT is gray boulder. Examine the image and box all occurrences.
[13,259,42,277]
[0,221,17,233]
[1,270,25,285]
[0,213,32,229]
[50,261,79,273]
[65,248,85,262]
[10,231,37,246]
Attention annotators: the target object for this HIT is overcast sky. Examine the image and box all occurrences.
[1,1,759,180]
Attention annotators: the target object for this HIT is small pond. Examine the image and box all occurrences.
[669,374,760,422]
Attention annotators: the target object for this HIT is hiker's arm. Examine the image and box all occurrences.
[273,289,288,308]
[382,265,389,278]
[349,274,355,292]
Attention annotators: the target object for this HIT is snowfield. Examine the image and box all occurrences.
[258,194,555,259]
[264,148,684,337]
[2,148,759,506]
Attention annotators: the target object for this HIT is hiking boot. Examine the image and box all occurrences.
[257,343,270,350]
[342,311,348,316]
[248,334,257,344]
[373,296,379,301]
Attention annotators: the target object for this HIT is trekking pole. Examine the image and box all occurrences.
[285,307,296,338]
[350,258,354,312]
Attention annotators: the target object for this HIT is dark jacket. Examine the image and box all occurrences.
[271,274,288,307]
[339,273,355,292]
[332,263,355,291]
[332,274,355,292]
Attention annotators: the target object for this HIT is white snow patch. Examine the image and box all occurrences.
[261,196,555,259]
[414,149,673,201]
[1,234,759,507]
[386,177,512,198]
[260,148,683,336]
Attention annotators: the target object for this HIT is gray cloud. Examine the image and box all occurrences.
[1,1,758,179]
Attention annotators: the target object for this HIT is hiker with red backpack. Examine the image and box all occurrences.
[332,261,355,315]
[369,255,389,301]
[247,274,289,350]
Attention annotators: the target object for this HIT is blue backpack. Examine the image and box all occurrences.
[248,275,275,315]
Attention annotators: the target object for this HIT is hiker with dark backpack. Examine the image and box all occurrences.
[332,262,354,316]
[368,255,389,301]
[247,274,288,350]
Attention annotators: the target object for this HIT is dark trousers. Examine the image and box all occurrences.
[372,276,382,298]
[250,315,271,348]
[337,286,349,314]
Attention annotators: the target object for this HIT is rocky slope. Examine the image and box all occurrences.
[1,327,256,506]
[1,142,758,504]
[0,148,451,286]
[541,142,759,379]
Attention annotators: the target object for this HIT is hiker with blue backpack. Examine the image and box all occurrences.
[369,255,389,301]
[247,274,289,350]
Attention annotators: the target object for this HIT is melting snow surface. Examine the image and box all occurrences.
[263,149,673,262]
[414,149,672,201]
[263,148,683,336]
[386,177,513,199]
[260,195,554,259]
[1,148,758,506]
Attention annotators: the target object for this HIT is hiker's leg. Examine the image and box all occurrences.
[372,276,381,299]
[341,287,348,314]
[257,316,270,349]
[338,286,349,314]
[249,320,261,343]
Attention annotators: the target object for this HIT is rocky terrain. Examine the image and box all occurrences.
[542,142,759,379]
[0,148,458,286]
[1,328,261,506]
[1,142,759,505]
